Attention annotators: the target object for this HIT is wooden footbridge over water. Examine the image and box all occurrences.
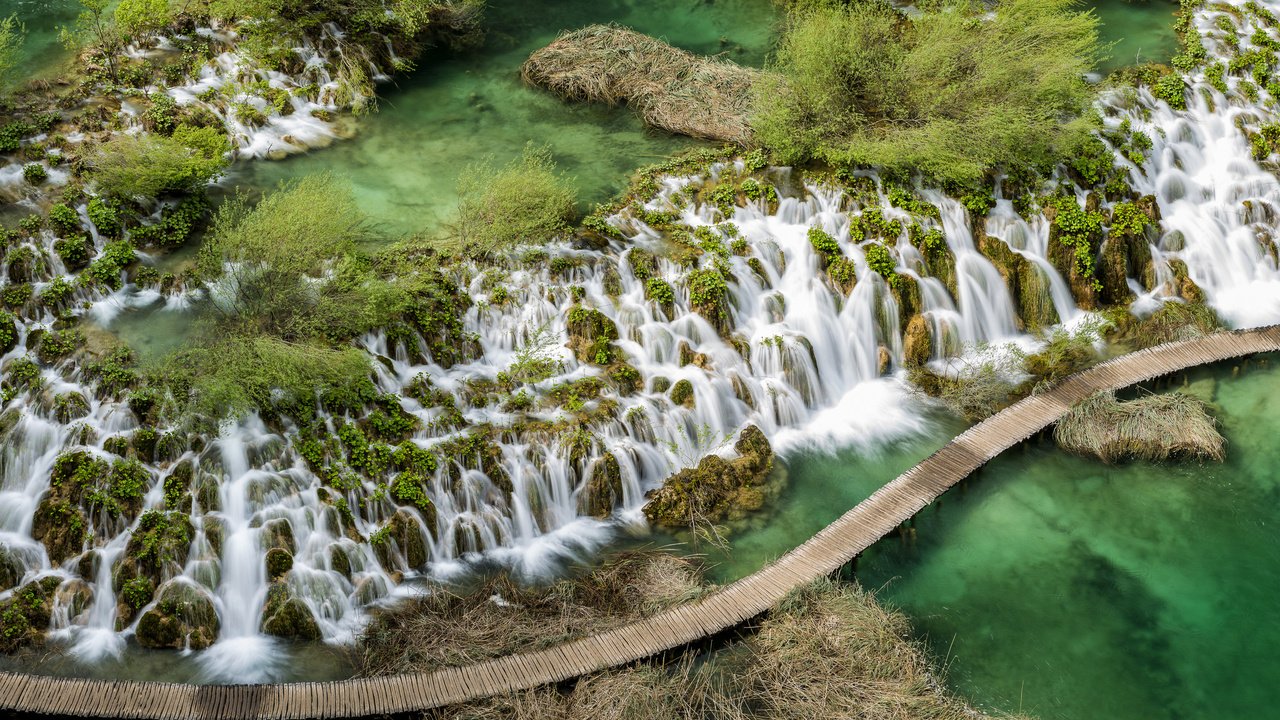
[3,326,1280,719]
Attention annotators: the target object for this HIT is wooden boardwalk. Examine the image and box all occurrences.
[3,326,1279,719]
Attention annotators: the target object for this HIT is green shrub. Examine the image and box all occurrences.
[753,0,1100,182]
[48,204,80,235]
[1154,74,1187,110]
[87,197,121,237]
[448,143,577,252]
[90,128,229,199]
[54,235,91,269]
[1110,202,1150,236]
[22,164,46,184]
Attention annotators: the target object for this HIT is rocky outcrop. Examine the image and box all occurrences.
[0,576,61,652]
[643,425,775,528]
[903,315,932,368]
[372,509,428,573]
[260,582,321,641]
[578,452,624,518]
[134,580,220,650]
[977,231,1059,330]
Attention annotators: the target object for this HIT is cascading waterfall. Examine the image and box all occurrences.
[6,0,1280,684]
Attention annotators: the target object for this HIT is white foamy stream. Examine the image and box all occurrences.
[2,0,1280,683]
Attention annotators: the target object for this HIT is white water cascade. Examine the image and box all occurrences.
[5,0,1280,684]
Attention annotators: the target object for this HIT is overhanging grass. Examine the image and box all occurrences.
[1055,390,1226,463]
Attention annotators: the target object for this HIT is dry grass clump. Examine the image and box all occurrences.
[355,550,706,677]
[1104,302,1222,350]
[522,24,761,144]
[418,578,1027,720]
[1054,390,1226,464]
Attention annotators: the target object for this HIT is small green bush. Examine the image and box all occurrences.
[449,144,577,252]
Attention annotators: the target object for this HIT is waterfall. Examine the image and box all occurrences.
[7,0,1280,683]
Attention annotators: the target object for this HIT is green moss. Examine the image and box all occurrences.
[669,379,695,407]
[1110,202,1150,236]
[863,242,899,287]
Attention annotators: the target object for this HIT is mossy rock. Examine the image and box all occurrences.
[372,509,429,573]
[0,313,17,356]
[578,452,623,518]
[566,305,619,365]
[669,379,695,408]
[261,518,296,555]
[260,583,320,641]
[0,576,60,652]
[135,581,219,650]
[903,316,932,368]
[1167,259,1205,303]
[0,544,25,591]
[31,498,87,567]
[643,424,775,528]
[53,391,90,423]
[265,547,293,581]
[328,544,352,581]
[115,511,195,596]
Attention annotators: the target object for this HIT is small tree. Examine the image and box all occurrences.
[0,15,24,94]
[91,126,230,199]
[115,0,172,42]
[60,0,125,83]
[449,143,578,252]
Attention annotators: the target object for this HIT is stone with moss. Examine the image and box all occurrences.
[265,547,294,581]
[0,576,61,653]
[372,509,429,573]
[31,498,88,567]
[0,545,24,592]
[0,312,16,356]
[643,425,775,528]
[578,452,623,518]
[903,315,932,368]
[135,581,220,650]
[114,511,194,609]
[260,582,321,641]
[668,379,695,408]
[566,305,619,365]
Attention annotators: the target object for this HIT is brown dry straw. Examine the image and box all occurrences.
[521,24,761,144]
[1054,390,1226,463]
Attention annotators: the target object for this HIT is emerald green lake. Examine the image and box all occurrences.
[834,358,1280,720]
[235,0,779,236]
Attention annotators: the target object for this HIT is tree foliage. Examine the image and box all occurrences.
[448,143,578,252]
[115,0,172,39]
[0,15,24,94]
[91,126,230,199]
[195,172,380,341]
[753,0,1101,183]
[60,0,124,82]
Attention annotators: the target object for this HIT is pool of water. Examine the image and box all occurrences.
[0,0,79,84]
[1094,0,1179,75]
[235,0,779,236]
[847,356,1280,720]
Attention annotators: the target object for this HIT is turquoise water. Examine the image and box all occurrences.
[1094,0,1179,75]
[842,358,1280,719]
[236,0,779,235]
[0,0,79,83]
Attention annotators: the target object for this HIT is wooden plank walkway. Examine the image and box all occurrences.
[3,326,1279,719]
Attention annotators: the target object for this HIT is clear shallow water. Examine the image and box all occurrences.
[0,0,79,83]
[1094,0,1179,75]
[849,356,1280,720]
[236,0,779,235]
